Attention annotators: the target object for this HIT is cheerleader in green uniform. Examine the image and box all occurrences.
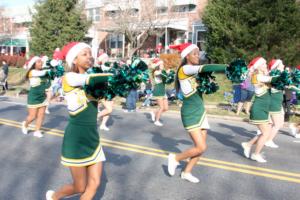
[22,56,50,138]
[241,57,278,163]
[167,43,227,183]
[46,42,112,200]
[150,58,168,126]
[97,53,114,131]
[263,59,285,148]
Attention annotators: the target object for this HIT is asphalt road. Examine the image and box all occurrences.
[0,96,299,200]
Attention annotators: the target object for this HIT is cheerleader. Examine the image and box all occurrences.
[167,43,227,183]
[41,55,52,114]
[241,57,278,163]
[46,42,111,200]
[22,56,50,138]
[264,59,285,148]
[97,53,114,131]
[150,58,168,126]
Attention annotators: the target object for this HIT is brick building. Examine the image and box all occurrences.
[84,0,208,58]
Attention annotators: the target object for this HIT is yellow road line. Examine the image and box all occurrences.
[1,118,300,183]
[103,142,300,184]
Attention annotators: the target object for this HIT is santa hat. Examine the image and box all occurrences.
[24,56,41,70]
[268,59,283,70]
[61,42,91,68]
[248,57,266,70]
[169,43,199,59]
[53,48,63,60]
[151,58,163,68]
[97,53,109,64]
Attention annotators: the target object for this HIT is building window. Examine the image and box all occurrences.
[109,34,123,49]
[172,4,196,13]
[87,8,100,22]
[196,31,205,51]
[156,7,168,14]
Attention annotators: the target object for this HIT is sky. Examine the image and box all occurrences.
[0,0,36,8]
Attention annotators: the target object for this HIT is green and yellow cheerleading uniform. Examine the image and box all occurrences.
[177,64,226,131]
[27,69,50,108]
[152,70,167,99]
[61,72,111,167]
[269,88,284,115]
[249,73,273,124]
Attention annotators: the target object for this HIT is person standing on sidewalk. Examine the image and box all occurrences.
[46,42,112,200]
[167,43,228,183]
[236,71,254,115]
[22,56,50,138]
[150,58,169,126]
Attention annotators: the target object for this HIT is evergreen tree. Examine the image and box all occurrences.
[202,0,300,66]
[29,0,91,56]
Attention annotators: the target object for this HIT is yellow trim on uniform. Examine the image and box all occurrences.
[62,76,76,93]
[85,73,113,85]
[27,101,48,108]
[61,143,104,167]
[178,67,190,80]
[185,111,207,130]
[250,119,271,124]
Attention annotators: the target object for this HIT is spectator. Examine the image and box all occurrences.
[0,60,9,90]
[125,89,138,112]
[236,72,254,115]
[142,80,152,107]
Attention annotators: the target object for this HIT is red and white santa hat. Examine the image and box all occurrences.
[268,59,283,71]
[248,57,267,70]
[297,65,300,70]
[97,53,109,64]
[61,42,91,68]
[52,47,63,60]
[151,58,163,68]
[24,56,41,70]
[169,43,199,59]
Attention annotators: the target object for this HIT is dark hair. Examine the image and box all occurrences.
[175,57,187,92]
[25,63,36,79]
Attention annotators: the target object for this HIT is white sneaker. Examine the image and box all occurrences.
[251,153,267,163]
[241,142,251,158]
[167,153,179,176]
[289,124,298,137]
[295,134,300,139]
[45,108,50,114]
[154,121,163,127]
[150,111,155,122]
[256,130,262,135]
[46,190,54,200]
[181,172,200,183]
[22,121,28,135]
[100,125,110,131]
[33,131,43,138]
[265,140,279,148]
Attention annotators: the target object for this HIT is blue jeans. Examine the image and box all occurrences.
[126,89,138,110]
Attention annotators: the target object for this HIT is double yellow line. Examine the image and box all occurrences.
[1,117,300,184]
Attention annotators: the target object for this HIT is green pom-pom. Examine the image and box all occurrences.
[161,70,175,84]
[290,68,300,87]
[196,72,219,94]
[225,59,248,83]
[270,69,291,90]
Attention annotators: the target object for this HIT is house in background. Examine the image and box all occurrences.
[0,6,31,56]
[84,0,208,58]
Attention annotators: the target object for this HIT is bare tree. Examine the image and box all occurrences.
[102,0,176,57]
